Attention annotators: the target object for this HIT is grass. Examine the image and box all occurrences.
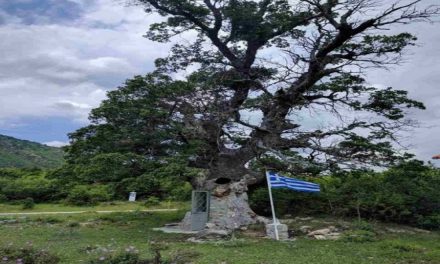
[0,201,188,213]
[0,202,438,264]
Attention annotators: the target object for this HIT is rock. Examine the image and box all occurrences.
[326,232,342,240]
[310,231,341,240]
[256,216,271,225]
[197,229,230,239]
[164,223,179,227]
[308,228,332,236]
[205,223,216,229]
[412,228,431,234]
[266,223,289,240]
[281,219,295,224]
[296,217,313,221]
[0,219,17,225]
[80,222,97,227]
[299,226,312,233]
[187,237,205,243]
[213,185,230,197]
[385,228,415,234]
[313,235,327,240]
[179,211,192,231]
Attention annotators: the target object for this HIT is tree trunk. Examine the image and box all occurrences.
[179,177,267,232]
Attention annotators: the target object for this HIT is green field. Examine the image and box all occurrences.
[0,201,186,214]
[0,202,438,264]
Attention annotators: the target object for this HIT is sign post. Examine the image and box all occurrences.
[266,171,279,241]
[128,192,137,202]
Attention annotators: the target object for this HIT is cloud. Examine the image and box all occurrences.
[0,0,84,25]
[0,0,167,126]
[43,140,69,147]
[366,19,440,161]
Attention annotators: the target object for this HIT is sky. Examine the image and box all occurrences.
[0,0,439,164]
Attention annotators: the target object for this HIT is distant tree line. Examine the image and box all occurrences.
[0,159,438,229]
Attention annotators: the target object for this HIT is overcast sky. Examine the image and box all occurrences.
[0,0,439,164]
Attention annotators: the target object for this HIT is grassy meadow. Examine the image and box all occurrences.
[0,202,438,264]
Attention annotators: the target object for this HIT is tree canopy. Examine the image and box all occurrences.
[67,0,439,186]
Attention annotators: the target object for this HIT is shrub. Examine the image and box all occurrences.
[34,217,63,224]
[88,252,148,264]
[67,221,80,228]
[0,169,62,202]
[385,241,425,253]
[351,220,375,232]
[21,198,35,210]
[144,197,160,206]
[249,160,440,229]
[66,185,111,206]
[0,194,7,203]
[168,182,192,201]
[341,230,377,243]
[0,244,60,264]
[417,214,440,230]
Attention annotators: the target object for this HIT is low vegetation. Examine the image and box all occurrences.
[250,160,440,230]
[1,159,439,230]
[0,206,438,264]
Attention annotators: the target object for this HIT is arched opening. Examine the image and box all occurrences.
[215,177,232,185]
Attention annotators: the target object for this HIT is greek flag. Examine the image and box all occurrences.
[267,171,320,193]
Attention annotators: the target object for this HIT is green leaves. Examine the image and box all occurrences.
[340,33,417,57]
[364,88,425,120]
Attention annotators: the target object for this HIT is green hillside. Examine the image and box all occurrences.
[0,134,64,168]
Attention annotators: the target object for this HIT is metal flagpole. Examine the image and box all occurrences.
[266,171,279,241]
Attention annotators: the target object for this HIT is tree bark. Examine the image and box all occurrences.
[181,172,268,232]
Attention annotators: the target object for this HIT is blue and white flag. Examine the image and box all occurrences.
[267,171,320,193]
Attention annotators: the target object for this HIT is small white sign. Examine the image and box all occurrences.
[128,192,137,202]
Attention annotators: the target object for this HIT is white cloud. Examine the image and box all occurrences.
[0,0,167,124]
[44,140,69,147]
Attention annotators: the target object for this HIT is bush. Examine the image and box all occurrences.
[249,160,440,229]
[88,252,148,264]
[351,220,375,232]
[0,194,7,203]
[66,185,111,206]
[21,197,35,210]
[0,244,60,264]
[341,230,377,243]
[144,197,160,206]
[417,214,440,230]
[168,182,192,201]
[0,169,62,202]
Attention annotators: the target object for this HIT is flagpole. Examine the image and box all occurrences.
[266,170,279,241]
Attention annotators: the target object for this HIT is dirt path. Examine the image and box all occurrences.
[0,208,178,216]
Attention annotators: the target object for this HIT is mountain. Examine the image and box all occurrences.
[0,134,64,169]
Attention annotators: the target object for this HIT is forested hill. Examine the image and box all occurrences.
[0,134,64,168]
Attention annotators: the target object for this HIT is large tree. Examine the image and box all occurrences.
[66,0,438,228]
[131,0,437,181]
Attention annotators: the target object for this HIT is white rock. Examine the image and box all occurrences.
[308,228,332,236]
[266,223,289,240]
[326,232,342,240]
[299,226,312,233]
[205,223,216,229]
